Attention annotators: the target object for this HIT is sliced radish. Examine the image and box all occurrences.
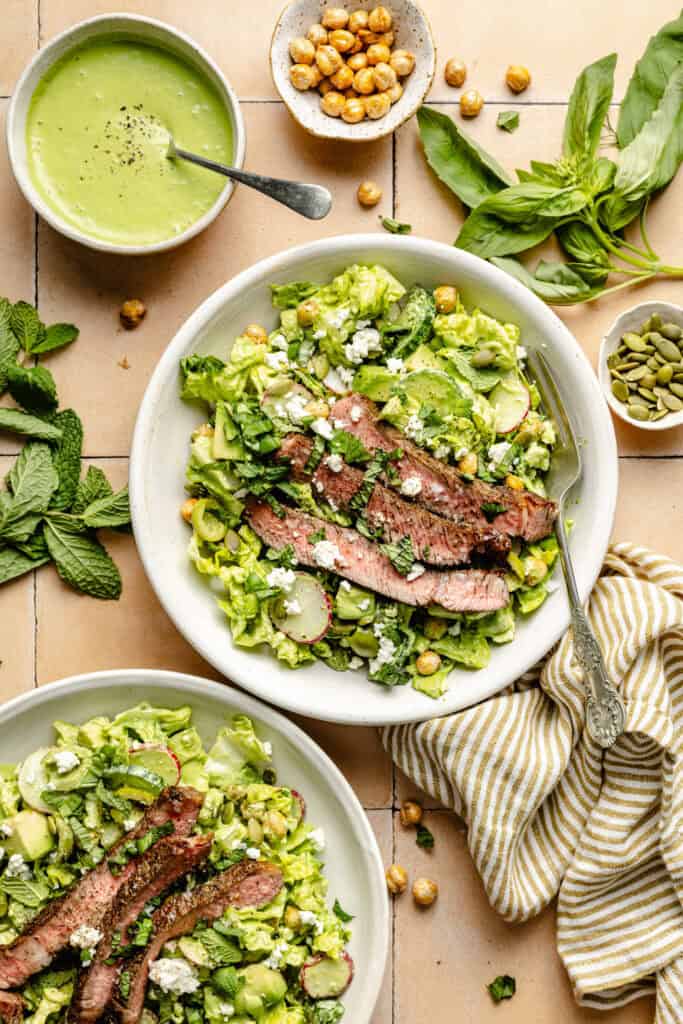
[489,375,530,434]
[270,573,332,645]
[291,789,306,821]
[261,379,312,422]
[128,745,181,787]
[300,953,354,999]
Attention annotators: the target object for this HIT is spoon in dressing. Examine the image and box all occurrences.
[166,135,332,220]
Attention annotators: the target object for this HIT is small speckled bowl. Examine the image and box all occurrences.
[599,301,683,432]
[270,0,435,142]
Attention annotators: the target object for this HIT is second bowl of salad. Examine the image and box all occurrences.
[130,235,617,725]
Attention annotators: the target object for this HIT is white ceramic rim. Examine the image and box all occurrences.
[129,234,618,725]
[0,668,389,1022]
[598,299,683,432]
[6,13,247,256]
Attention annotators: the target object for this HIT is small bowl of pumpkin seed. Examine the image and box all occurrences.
[599,301,683,431]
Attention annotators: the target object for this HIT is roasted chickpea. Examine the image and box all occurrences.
[386,864,408,895]
[290,63,316,90]
[372,61,397,92]
[423,616,448,640]
[342,97,366,123]
[368,5,393,31]
[390,49,416,77]
[328,28,356,53]
[120,298,146,329]
[458,452,478,476]
[321,6,349,29]
[348,8,369,32]
[460,88,484,118]
[321,89,346,117]
[344,88,360,99]
[309,64,323,88]
[366,42,391,65]
[330,63,355,91]
[316,44,344,77]
[319,77,336,95]
[349,35,364,54]
[297,299,319,326]
[505,474,525,491]
[413,877,438,907]
[364,91,391,119]
[400,800,423,827]
[305,399,330,419]
[354,67,376,94]
[357,180,382,206]
[506,64,531,93]
[289,36,315,64]
[244,323,268,344]
[377,31,395,47]
[284,906,301,930]
[444,58,467,88]
[434,284,458,313]
[307,23,328,47]
[347,51,369,72]
[387,81,403,104]
[181,498,198,523]
[416,650,442,676]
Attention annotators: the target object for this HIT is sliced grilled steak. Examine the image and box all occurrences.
[246,499,508,612]
[69,834,212,1024]
[332,395,557,542]
[113,861,283,1024]
[0,787,203,991]
[0,991,23,1024]
[278,433,510,565]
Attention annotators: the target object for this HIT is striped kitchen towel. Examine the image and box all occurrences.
[382,543,683,1021]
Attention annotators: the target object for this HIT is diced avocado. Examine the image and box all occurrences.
[234,965,287,1017]
[335,584,375,622]
[347,628,379,659]
[77,717,109,749]
[405,344,443,373]
[213,402,245,461]
[101,822,123,850]
[2,810,54,862]
[180,759,209,792]
[351,365,397,403]
[198,788,225,826]
[54,816,74,861]
[178,936,211,967]
[169,727,205,765]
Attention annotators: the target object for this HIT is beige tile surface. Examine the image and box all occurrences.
[0,0,36,96]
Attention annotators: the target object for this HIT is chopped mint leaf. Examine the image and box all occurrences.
[380,535,415,576]
[329,429,371,465]
[308,527,327,544]
[487,975,516,1002]
[497,111,520,133]
[333,898,354,923]
[480,501,507,522]
[416,824,435,849]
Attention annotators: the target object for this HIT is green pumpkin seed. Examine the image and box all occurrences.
[622,332,647,353]
[641,373,657,389]
[661,393,683,412]
[616,361,638,372]
[624,365,648,381]
[629,353,649,363]
[652,335,681,361]
[656,365,674,385]
[673,373,683,383]
[611,380,629,402]
[647,357,659,370]
[629,393,651,407]
[654,353,667,365]
[637,387,657,402]
[627,404,650,421]
[606,352,621,369]
[669,382,683,399]
[651,410,669,421]
[609,368,624,381]
[661,322,682,341]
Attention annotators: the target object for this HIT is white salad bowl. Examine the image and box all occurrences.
[130,235,618,725]
[0,669,388,1023]
[6,14,246,256]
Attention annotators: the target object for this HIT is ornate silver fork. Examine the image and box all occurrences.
[527,351,626,748]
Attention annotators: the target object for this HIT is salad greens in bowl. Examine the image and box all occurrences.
[130,235,618,725]
[0,671,387,1024]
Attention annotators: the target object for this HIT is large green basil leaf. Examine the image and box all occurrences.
[490,257,600,304]
[618,9,683,147]
[482,182,589,222]
[563,53,617,160]
[556,222,610,285]
[417,106,514,210]
[455,208,557,259]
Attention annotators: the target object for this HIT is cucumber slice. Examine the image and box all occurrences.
[103,764,165,796]
[18,748,52,812]
[261,379,311,422]
[270,573,332,645]
[400,370,465,418]
[489,374,530,434]
[128,746,181,787]
[300,953,354,999]
[352,365,397,403]
[290,789,306,821]
[191,499,227,543]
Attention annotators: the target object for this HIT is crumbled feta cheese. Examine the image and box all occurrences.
[406,563,426,583]
[266,567,297,592]
[400,476,422,497]
[329,307,350,328]
[308,827,326,852]
[340,580,351,591]
[70,925,103,952]
[0,823,13,838]
[312,540,343,570]
[488,441,512,468]
[149,958,199,996]
[217,1002,235,1018]
[5,854,31,880]
[386,357,404,374]
[344,328,382,364]
[546,580,560,594]
[327,496,338,512]
[246,847,261,861]
[264,942,288,969]
[313,329,326,340]
[312,417,334,440]
[298,910,324,934]
[454,447,468,460]
[233,488,248,501]
[434,445,450,460]
[359,598,370,611]
[263,741,273,757]
[271,333,288,351]
[349,404,362,423]
[404,414,424,442]
[337,365,355,388]
[348,656,363,670]
[516,345,527,362]
[265,351,289,371]
[325,454,343,473]
[322,367,349,395]
[369,634,396,674]
[448,621,462,637]
[232,840,247,851]
[284,598,302,616]
[123,815,141,832]
[356,319,371,329]
[285,392,310,424]
[53,750,80,774]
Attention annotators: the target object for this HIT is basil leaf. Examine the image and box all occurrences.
[417,106,513,210]
[482,182,589,222]
[32,323,79,355]
[72,466,113,514]
[563,53,616,159]
[496,111,519,133]
[380,216,412,234]
[10,301,45,353]
[520,160,566,186]
[556,222,609,285]
[6,364,58,415]
[456,208,557,259]
[0,545,50,584]
[490,257,599,305]
[0,408,62,441]
[618,10,683,147]
[0,299,20,393]
[81,486,131,529]
[50,410,84,511]
[43,518,122,599]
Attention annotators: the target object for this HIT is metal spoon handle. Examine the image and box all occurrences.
[556,515,626,748]
[172,146,332,220]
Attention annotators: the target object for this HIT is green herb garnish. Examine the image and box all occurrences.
[487,975,516,1003]
[329,429,371,465]
[304,435,326,473]
[308,527,327,544]
[380,216,412,234]
[332,898,354,923]
[496,111,520,133]
[480,501,507,522]
[380,536,415,576]
[416,824,435,849]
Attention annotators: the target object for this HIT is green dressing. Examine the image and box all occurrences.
[26,38,233,246]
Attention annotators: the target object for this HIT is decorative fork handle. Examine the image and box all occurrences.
[556,518,626,748]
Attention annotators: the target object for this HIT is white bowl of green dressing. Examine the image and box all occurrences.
[7,14,246,255]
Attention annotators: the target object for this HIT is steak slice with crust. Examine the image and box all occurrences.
[68,834,212,1024]
[0,787,204,991]
[0,991,23,1024]
[332,394,558,542]
[246,499,509,613]
[113,861,284,1024]
[278,433,510,565]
